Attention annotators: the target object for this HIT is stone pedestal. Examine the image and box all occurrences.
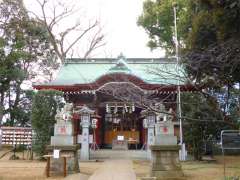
[48,103,80,174]
[50,121,75,146]
[48,122,80,174]
[46,145,80,174]
[154,135,177,146]
[150,115,185,179]
[150,145,184,179]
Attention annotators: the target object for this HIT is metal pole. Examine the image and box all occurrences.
[173,4,184,161]
[223,148,226,178]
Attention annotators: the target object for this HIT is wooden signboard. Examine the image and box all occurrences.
[221,130,240,149]
[221,130,240,177]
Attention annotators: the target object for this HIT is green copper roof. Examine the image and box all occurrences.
[42,57,186,86]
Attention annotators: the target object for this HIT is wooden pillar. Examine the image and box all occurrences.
[94,93,101,145]
[63,157,67,177]
[72,113,80,144]
[46,157,50,177]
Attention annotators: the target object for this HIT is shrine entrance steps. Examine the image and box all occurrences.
[89,149,148,160]
[88,159,136,180]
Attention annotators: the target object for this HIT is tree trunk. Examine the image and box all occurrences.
[0,91,4,124]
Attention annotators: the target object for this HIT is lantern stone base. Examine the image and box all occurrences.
[150,145,185,180]
[46,145,80,174]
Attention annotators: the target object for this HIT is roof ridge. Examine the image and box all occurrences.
[108,58,132,74]
[64,57,177,64]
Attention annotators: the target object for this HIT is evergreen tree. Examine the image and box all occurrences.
[0,0,58,125]
[31,90,63,157]
[138,0,240,158]
[181,92,231,160]
[138,0,240,87]
[137,0,191,54]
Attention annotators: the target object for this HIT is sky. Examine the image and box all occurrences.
[24,0,165,58]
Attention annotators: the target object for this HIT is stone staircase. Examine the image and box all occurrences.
[79,149,149,160]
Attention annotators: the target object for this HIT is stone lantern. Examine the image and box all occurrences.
[141,109,156,156]
[74,105,94,161]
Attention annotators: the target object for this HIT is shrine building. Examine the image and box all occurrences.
[34,56,195,149]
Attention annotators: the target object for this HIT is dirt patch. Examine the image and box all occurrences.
[0,149,103,180]
[133,156,240,180]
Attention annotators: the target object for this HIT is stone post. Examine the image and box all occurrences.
[141,110,156,159]
[81,118,90,160]
[147,123,155,152]
[75,105,94,161]
[0,128,2,149]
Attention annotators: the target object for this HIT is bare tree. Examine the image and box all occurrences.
[90,61,224,122]
[79,61,190,117]
[28,0,105,62]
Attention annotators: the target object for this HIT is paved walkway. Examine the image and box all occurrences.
[65,173,89,180]
[88,159,136,180]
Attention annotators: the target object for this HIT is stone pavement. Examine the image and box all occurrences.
[88,159,136,180]
[65,173,89,180]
